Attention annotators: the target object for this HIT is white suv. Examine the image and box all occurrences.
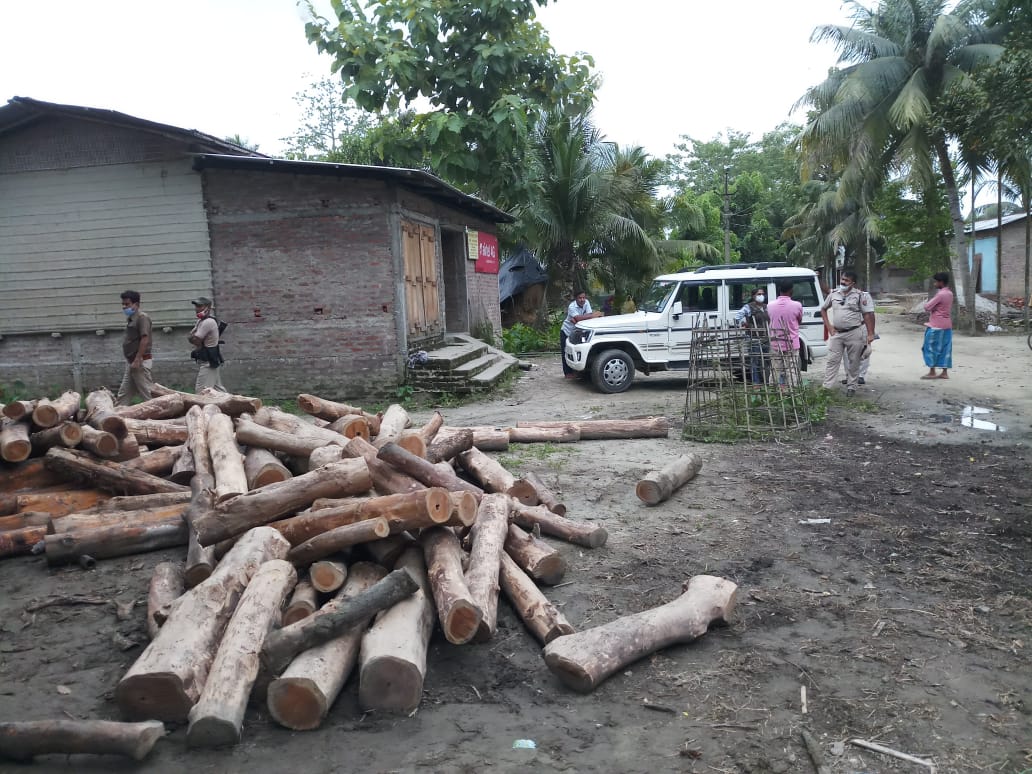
[564,263,828,393]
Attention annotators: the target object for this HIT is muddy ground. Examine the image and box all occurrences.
[1,311,1030,773]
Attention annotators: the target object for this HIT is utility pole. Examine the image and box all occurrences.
[722,166,731,263]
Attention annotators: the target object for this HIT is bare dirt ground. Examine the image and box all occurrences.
[1,311,1030,773]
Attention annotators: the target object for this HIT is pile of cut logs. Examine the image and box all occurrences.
[0,384,734,761]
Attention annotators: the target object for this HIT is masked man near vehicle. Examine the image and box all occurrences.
[734,287,770,384]
[115,290,154,406]
[188,297,226,393]
[820,270,875,397]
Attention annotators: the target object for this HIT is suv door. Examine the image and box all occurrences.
[780,275,825,352]
[668,279,723,365]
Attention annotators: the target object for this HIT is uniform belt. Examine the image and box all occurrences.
[835,325,861,333]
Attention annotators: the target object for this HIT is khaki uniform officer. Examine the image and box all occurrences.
[188,297,226,394]
[820,271,875,396]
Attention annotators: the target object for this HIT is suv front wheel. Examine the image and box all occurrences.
[591,349,634,394]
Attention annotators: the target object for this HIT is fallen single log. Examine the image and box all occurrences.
[508,425,580,444]
[123,445,182,477]
[510,502,608,548]
[183,408,218,586]
[309,495,366,511]
[283,579,318,625]
[0,419,31,463]
[243,447,291,489]
[254,406,349,448]
[207,411,247,503]
[457,447,517,495]
[85,389,129,439]
[371,404,411,448]
[0,523,50,558]
[45,511,188,565]
[499,552,575,645]
[296,394,381,435]
[0,719,165,762]
[508,471,567,515]
[420,527,481,645]
[147,561,185,639]
[234,418,339,458]
[123,418,188,446]
[16,489,109,518]
[309,559,350,592]
[517,416,669,440]
[416,411,444,445]
[78,425,119,458]
[377,442,483,500]
[0,512,53,532]
[44,448,189,496]
[30,422,83,454]
[288,519,390,566]
[358,547,435,713]
[31,391,81,429]
[266,563,385,730]
[151,383,261,416]
[504,524,567,585]
[362,533,416,569]
[115,393,186,421]
[193,458,372,546]
[1,400,35,422]
[447,490,478,527]
[635,453,703,505]
[425,427,474,464]
[343,436,424,495]
[542,575,738,693]
[170,445,195,485]
[325,414,370,440]
[71,491,191,514]
[116,526,290,721]
[52,503,188,535]
[0,458,66,493]
[186,559,297,747]
[464,493,510,643]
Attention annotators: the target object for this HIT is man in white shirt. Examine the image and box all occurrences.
[560,290,601,378]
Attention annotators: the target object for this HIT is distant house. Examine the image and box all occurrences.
[0,97,511,399]
[967,212,1029,297]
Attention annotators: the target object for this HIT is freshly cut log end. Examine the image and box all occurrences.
[442,599,482,646]
[309,560,348,593]
[283,580,318,625]
[266,677,326,731]
[0,719,165,762]
[447,491,478,527]
[358,655,422,713]
[0,420,31,463]
[635,453,703,506]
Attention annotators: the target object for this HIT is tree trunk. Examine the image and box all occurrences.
[509,501,608,548]
[78,425,119,458]
[147,561,185,639]
[111,432,141,462]
[150,383,261,416]
[170,444,195,485]
[16,489,110,517]
[420,526,481,645]
[254,406,349,448]
[44,448,189,495]
[508,471,566,515]
[207,412,247,503]
[498,552,574,645]
[0,511,53,532]
[185,528,217,589]
[325,414,370,439]
[0,419,31,463]
[234,417,335,458]
[508,425,580,444]
[377,442,484,500]
[297,393,381,434]
[516,417,669,440]
[31,391,81,429]
[371,403,411,448]
[362,533,417,569]
[123,445,182,477]
[935,140,976,334]
[186,559,297,748]
[343,436,425,495]
[505,523,567,585]
[464,494,510,643]
[266,563,385,730]
[448,490,478,527]
[116,526,290,721]
[45,509,189,565]
[308,444,345,469]
[288,518,391,566]
[70,491,191,514]
[0,523,50,558]
[0,458,66,493]
[2,400,35,422]
[261,567,418,675]
[85,389,129,439]
[309,559,350,592]
[115,393,186,420]
[123,418,188,446]
[425,427,474,464]
[192,458,372,546]
[635,453,703,505]
[283,579,318,625]
[358,547,435,713]
[30,422,83,453]
[542,575,739,692]
[417,411,444,444]
[457,447,517,494]
[0,720,165,762]
[52,503,188,534]
[243,447,291,489]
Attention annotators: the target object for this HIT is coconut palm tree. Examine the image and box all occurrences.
[798,0,1004,331]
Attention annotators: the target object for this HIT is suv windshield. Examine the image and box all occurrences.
[641,280,677,313]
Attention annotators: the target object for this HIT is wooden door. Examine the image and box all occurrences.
[402,220,441,337]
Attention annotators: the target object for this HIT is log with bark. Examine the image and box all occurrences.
[0,523,50,558]
[635,453,703,505]
[516,416,669,440]
[31,391,81,429]
[283,579,318,625]
[111,432,141,462]
[45,510,189,565]
[115,393,186,420]
[266,562,386,730]
[0,720,165,762]
[325,414,370,440]
[1,400,35,422]
[78,425,119,458]
[51,503,188,535]
[170,445,195,485]
[296,393,381,435]
[243,447,291,489]
[542,575,738,692]
[499,552,575,645]
[309,559,350,592]
[0,458,66,493]
[358,547,436,713]
[254,406,349,448]
[507,471,566,515]
[116,526,290,721]
[186,559,298,747]
[123,418,188,447]
[504,524,567,585]
[447,490,478,528]
[456,446,517,495]
[370,403,411,448]
[416,410,444,444]
[151,383,261,416]
[44,448,189,496]
[123,445,183,477]
[377,442,484,500]
[420,526,481,645]
[147,561,185,639]
[234,418,339,458]
[510,502,608,548]
[457,426,511,451]
[70,491,191,514]
[192,457,372,546]
[464,493,510,643]
[343,436,424,496]
[207,411,247,503]
[85,389,129,439]
[0,419,31,463]
[362,533,416,569]
[16,489,110,517]
[425,427,474,464]
[508,425,580,444]
[287,518,390,566]
[182,406,219,586]
[261,566,418,675]
[0,511,53,532]
[308,444,345,469]
[29,422,83,454]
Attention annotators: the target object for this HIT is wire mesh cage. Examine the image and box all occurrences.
[683,320,814,441]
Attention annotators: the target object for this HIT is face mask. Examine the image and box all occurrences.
[755,295,765,303]
[838,284,850,293]
[196,312,206,319]
[123,308,134,317]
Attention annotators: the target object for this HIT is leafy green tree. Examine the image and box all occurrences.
[281,77,380,163]
[301,0,594,197]
[874,179,953,279]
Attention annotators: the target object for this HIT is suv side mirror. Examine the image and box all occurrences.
[671,300,683,318]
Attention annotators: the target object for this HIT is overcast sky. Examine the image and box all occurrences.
[1,0,859,161]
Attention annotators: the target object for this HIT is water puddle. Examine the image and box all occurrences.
[960,406,1006,432]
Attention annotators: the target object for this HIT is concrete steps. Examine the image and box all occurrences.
[407,333,520,394]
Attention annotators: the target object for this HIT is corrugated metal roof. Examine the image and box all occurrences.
[191,153,513,224]
[966,211,1028,233]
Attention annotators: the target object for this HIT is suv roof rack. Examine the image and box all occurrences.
[683,262,789,274]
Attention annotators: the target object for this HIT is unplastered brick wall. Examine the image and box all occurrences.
[468,269,502,340]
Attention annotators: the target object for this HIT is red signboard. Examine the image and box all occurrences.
[474,232,499,274]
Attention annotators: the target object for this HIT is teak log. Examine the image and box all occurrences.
[111,432,141,462]
[123,445,182,477]
[283,579,318,625]
[457,447,516,494]
[192,457,372,546]
[116,526,290,721]
[0,524,49,558]
[499,552,575,645]
[508,471,567,515]
[447,490,478,527]
[151,383,262,416]
[30,422,82,453]
[358,547,436,713]
[147,561,185,639]
[244,447,291,489]
[85,389,129,439]
[308,444,345,469]
[542,575,739,692]
[0,493,15,517]
[17,489,109,517]
[325,414,370,440]
[464,494,510,643]
[510,501,608,548]
[254,406,349,448]
[123,418,188,446]
[207,412,247,503]
[447,426,510,451]
[170,444,195,485]
[79,425,119,458]
[421,526,482,645]
[261,567,418,675]
[505,523,567,585]
[309,559,350,592]
[234,418,339,458]
[70,491,191,514]
[425,427,474,464]
[0,458,65,493]
[416,410,444,444]
[0,419,31,463]
[187,559,298,747]
[309,495,366,511]
[371,403,411,448]
[508,425,581,444]
[343,436,424,495]
[1,400,35,422]
[0,511,53,532]
[115,393,186,420]
[362,533,416,569]
[44,448,189,496]
[288,519,390,566]
[31,391,81,429]
[183,407,218,585]
[45,511,188,565]
[52,503,188,535]
[517,416,670,440]
[297,393,381,435]
[377,442,483,500]
[267,563,385,730]
[0,719,165,762]
[635,453,703,505]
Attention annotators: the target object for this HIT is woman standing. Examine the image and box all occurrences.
[921,272,954,379]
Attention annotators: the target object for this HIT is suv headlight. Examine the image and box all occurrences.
[570,328,593,345]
